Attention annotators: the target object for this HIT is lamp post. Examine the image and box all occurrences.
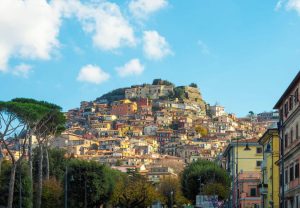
[64,139,69,208]
[170,191,173,208]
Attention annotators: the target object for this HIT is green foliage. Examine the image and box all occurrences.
[159,177,189,207]
[173,86,186,100]
[0,101,50,126]
[0,161,32,208]
[7,98,66,133]
[110,174,162,208]
[115,159,122,166]
[195,125,208,137]
[42,178,63,208]
[48,148,67,181]
[66,159,119,208]
[11,98,62,111]
[189,83,198,88]
[97,88,126,103]
[181,160,230,202]
[32,148,67,182]
[152,79,174,86]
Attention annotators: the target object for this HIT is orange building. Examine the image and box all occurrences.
[111,99,137,116]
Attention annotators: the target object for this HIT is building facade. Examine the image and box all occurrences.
[274,71,300,208]
[111,99,137,116]
[258,128,280,208]
[223,138,263,208]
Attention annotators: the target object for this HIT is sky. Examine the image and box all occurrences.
[1,0,300,116]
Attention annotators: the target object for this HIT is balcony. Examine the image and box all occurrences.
[258,183,268,195]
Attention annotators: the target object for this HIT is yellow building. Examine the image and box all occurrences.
[258,128,280,208]
[223,138,263,208]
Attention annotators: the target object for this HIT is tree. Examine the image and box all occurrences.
[41,178,63,208]
[0,100,50,208]
[152,79,174,86]
[189,83,198,88]
[0,160,32,208]
[158,178,189,208]
[11,98,66,208]
[173,87,186,100]
[110,174,162,208]
[66,159,117,208]
[195,125,208,137]
[181,160,230,203]
[90,143,99,150]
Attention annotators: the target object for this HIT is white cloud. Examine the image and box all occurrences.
[197,40,210,55]
[12,64,32,78]
[0,0,136,72]
[116,59,145,77]
[286,0,300,14]
[59,0,136,50]
[0,0,61,71]
[77,64,110,84]
[129,0,168,19]
[275,0,300,14]
[143,30,172,60]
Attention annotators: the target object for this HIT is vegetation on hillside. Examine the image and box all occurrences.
[152,79,175,86]
[97,88,127,103]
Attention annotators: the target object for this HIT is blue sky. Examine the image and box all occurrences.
[1,0,300,116]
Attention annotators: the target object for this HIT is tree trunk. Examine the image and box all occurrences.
[0,144,3,174]
[28,135,33,206]
[28,136,33,185]
[7,163,17,208]
[36,144,43,208]
[45,146,49,180]
[0,158,2,175]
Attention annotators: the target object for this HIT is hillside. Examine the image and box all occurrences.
[95,80,206,112]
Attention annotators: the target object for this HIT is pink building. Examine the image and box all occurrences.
[236,171,261,208]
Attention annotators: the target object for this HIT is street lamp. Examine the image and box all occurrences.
[244,143,251,151]
[170,191,173,208]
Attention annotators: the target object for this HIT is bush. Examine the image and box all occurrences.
[42,178,63,208]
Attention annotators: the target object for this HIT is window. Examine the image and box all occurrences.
[256,147,263,154]
[290,166,294,181]
[291,128,294,144]
[290,96,294,111]
[297,124,299,140]
[285,102,289,117]
[285,133,288,148]
[285,170,288,184]
[295,88,299,103]
[295,163,299,179]
[256,161,262,167]
[280,108,284,120]
[250,188,257,197]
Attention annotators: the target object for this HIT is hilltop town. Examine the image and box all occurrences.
[46,79,278,178]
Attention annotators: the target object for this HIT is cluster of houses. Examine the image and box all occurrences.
[47,81,275,184]
[222,71,300,208]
